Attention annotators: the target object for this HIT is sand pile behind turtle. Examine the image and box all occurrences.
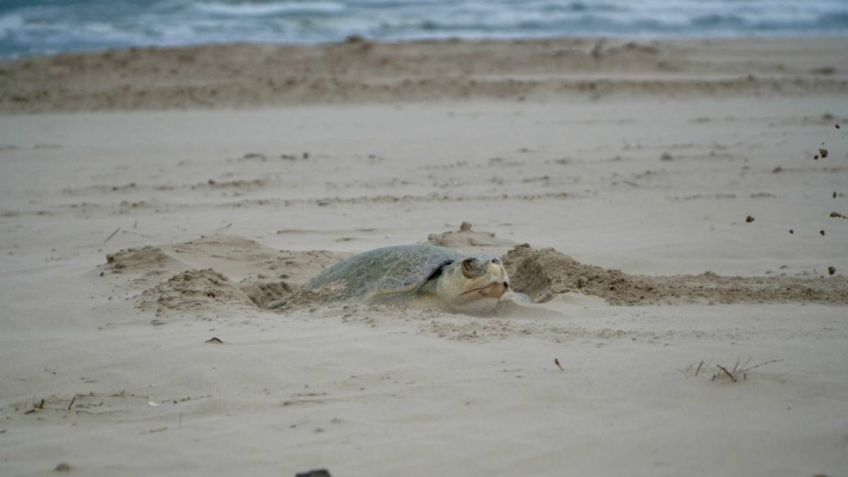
[139,268,256,312]
[503,245,848,305]
[102,235,343,312]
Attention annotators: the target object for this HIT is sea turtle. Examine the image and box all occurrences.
[306,244,510,312]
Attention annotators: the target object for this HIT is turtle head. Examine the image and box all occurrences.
[435,255,509,313]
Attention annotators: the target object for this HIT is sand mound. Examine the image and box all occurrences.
[104,235,343,286]
[103,234,344,312]
[139,269,256,312]
[105,245,187,276]
[238,281,293,309]
[503,245,848,305]
[140,268,295,312]
[427,221,516,251]
[164,234,342,285]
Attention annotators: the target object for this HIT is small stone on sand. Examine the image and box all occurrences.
[745,215,754,223]
[828,266,836,275]
[296,470,331,477]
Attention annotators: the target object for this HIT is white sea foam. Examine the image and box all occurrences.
[193,1,346,17]
[0,0,846,58]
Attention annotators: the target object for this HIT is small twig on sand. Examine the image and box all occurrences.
[716,365,737,382]
[699,357,782,382]
[554,358,564,371]
[745,358,783,372]
[67,395,76,411]
[25,398,45,414]
[104,227,121,243]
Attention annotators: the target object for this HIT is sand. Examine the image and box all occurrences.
[1,38,848,476]
[3,37,848,112]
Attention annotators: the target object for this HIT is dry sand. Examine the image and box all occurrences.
[1,38,848,476]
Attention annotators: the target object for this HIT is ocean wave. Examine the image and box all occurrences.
[1,0,847,58]
[0,13,24,37]
[193,1,346,17]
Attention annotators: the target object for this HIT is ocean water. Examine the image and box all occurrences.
[1,0,847,58]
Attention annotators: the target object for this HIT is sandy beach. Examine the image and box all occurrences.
[1,37,847,476]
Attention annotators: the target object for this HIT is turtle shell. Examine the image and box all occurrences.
[307,244,465,300]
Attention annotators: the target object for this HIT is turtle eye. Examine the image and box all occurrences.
[461,258,477,278]
[491,258,502,265]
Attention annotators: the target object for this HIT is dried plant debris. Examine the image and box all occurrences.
[711,358,782,382]
[104,226,121,243]
[682,358,782,382]
[11,391,158,417]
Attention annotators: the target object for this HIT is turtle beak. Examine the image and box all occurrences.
[481,281,508,298]
[460,281,508,299]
